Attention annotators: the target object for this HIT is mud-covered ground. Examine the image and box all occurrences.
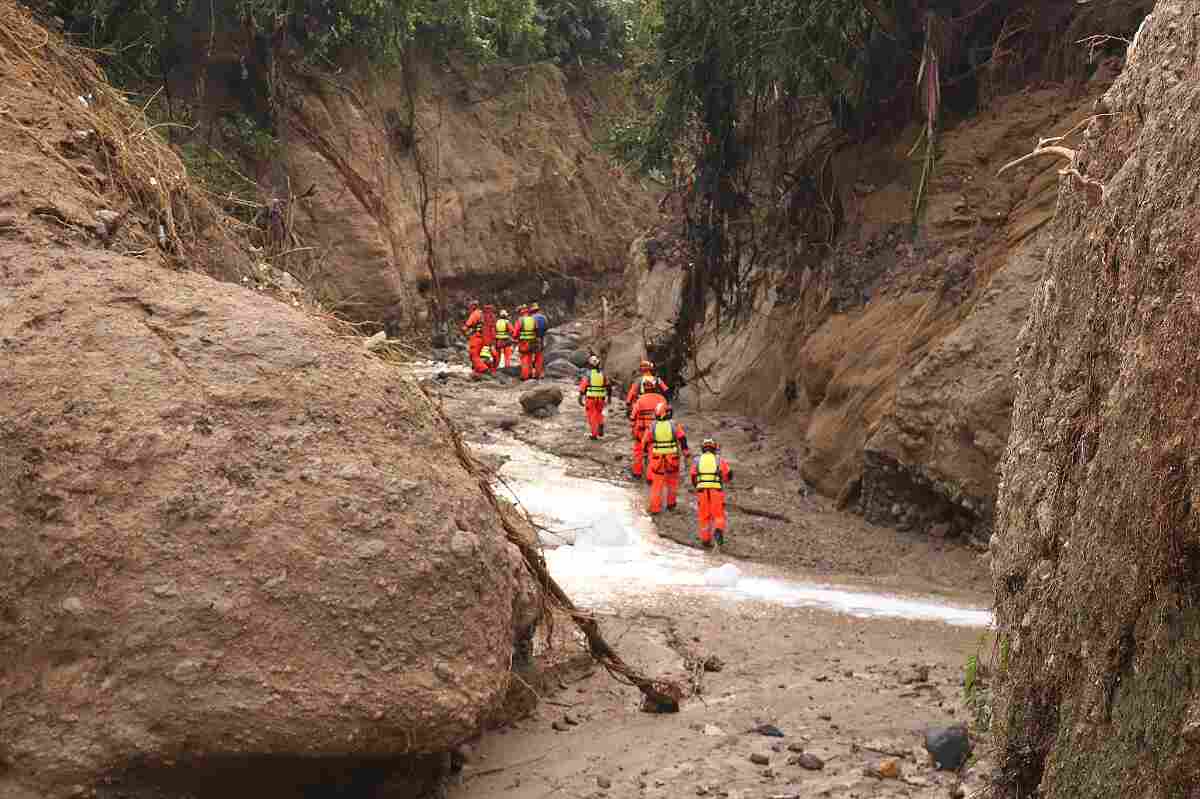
[416,320,996,799]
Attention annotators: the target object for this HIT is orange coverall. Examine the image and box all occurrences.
[628,391,665,479]
[641,419,689,514]
[577,368,612,438]
[689,452,734,545]
[462,308,484,372]
[625,375,669,407]
[517,314,539,381]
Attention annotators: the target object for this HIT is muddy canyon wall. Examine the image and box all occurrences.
[265,58,656,325]
[618,8,1150,545]
[990,0,1200,795]
[0,4,539,796]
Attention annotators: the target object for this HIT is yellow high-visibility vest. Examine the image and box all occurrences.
[696,452,722,489]
[519,316,537,341]
[651,421,679,455]
[496,319,512,341]
[586,369,607,398]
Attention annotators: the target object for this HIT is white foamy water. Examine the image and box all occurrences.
[480,440,993,628]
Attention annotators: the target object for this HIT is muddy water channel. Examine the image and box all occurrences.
[479,439,993,628]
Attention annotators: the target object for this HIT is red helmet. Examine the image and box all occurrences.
[654,401,672,420]
[639,359,654,374]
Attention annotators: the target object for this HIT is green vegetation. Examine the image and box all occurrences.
[53,0,644,85]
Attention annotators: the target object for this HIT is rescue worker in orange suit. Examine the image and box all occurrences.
[461,300,485,373]
[690,437,734,548]
[517,303,538,381]
[625,359,670,408]
[495,310,514,368]
[577,355,613,439]
[481,304,498,356]
[530,302,548,379]
[641,402,689,514]
[628,375,665,481]
[480,342,497,375]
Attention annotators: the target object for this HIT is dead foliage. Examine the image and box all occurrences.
[0,0,250,278]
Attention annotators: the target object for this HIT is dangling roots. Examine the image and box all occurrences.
[437,403,684,713]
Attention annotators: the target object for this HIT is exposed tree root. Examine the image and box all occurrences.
[996,117,1110,202]
[434,397,685,713]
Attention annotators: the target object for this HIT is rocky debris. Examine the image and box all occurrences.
[596,775,612,789]
[749,753,770,766]
[0,243,540,798]
[900,664,931,684]
[569,349,591,368]
[545,361,580,379]
[552,720,571,732]
[520,385,564,414]
[702,654,725,672]
[702,724,726,736]
[924,724,971,771]
[787,753,825,770]
[544,348,572,365]
[751,723,785,737]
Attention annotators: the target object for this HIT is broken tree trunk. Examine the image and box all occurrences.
[437,398,684,713]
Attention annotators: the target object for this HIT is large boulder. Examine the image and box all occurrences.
[0,243,540,797]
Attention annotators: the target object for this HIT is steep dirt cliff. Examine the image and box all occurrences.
[619,83,1110,545]
[0,5,540,796]
[269,58,655,325]
[990,1,1200,795]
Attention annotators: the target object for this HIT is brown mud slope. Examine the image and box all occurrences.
[274,59,657,322]
[989,2,1200,797]
[619,58,1145,547]
[0,6,538,796]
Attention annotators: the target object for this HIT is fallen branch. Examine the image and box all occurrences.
[437,399,684,713]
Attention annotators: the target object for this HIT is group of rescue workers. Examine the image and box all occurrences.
[460,300,549,381]
[574,356,734,550]
[460,302,734,549]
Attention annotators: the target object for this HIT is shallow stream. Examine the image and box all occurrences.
[480,440,993,628]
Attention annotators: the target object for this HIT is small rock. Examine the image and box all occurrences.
[596,776,612,789]
[925,723,971,771]
[877,758,901,779]
[702,654,725,672]
[817,713,832,721]
[551,720,569,732]
[564,713,580,726]
[786,743,804,753]
[788,753,824,771]
[752,723,785,737]
[520,386,564,414]
[749,753,770,766]
[60,597,85,614]
[702,724,726,737]
[901,664,931,684]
